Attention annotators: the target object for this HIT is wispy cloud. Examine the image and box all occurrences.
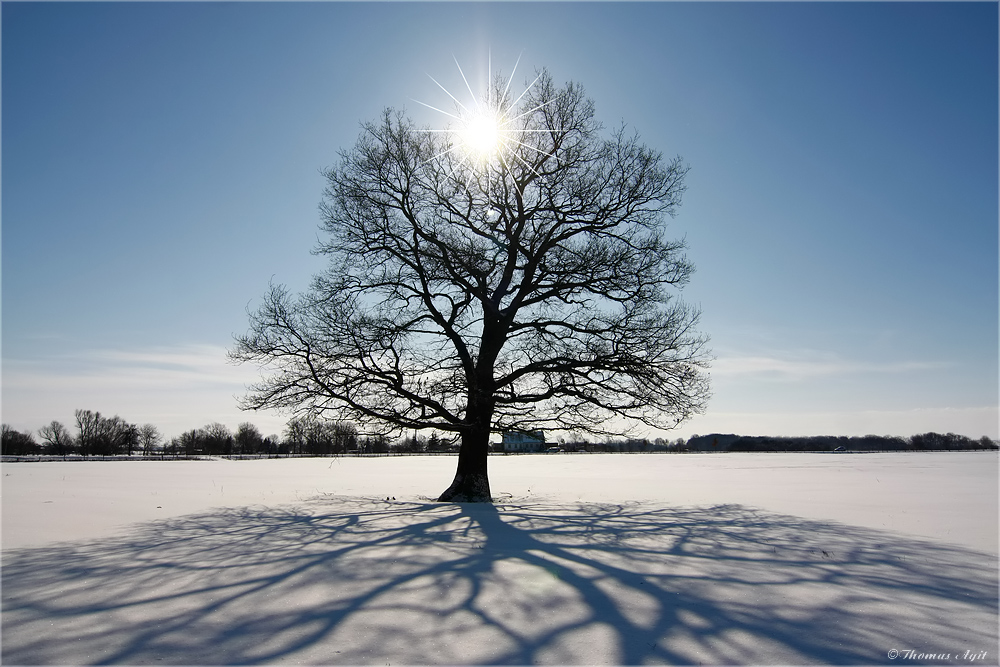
[2,344,286,438]
[5,344,248,392]
[710,351,950,382]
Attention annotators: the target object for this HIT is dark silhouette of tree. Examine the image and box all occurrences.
[283,416,357,456]
[232,69,710,501]
[283,417,307,455]
[138,424,162,456]
[74,409,101,456]
[235,422,263,455]
[426,432,450,452]
[1,424,40,455]
[200,422,234,456]
[38,421,75,455]
[174,429,200,456]
[302,418,330,455]
[74,410,137,456]
[364,435,391,454]
[976,436,998,450]
[263,434,281,456]
[394,433,426,454]
[119,420,139,456]
[327,420,358,455]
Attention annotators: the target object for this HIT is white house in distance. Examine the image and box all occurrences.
[501,430,546,453]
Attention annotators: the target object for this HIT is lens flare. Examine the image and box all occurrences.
[457,106,504,162]
[415,53,550,175]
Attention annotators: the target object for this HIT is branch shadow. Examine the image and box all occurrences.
[3,498,996,665]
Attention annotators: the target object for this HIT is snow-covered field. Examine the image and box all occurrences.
[2,452,997,664]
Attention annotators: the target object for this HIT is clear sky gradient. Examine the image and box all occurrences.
[3,2,997,442]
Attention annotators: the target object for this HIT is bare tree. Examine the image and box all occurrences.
[176,429,199,456]
[2,424,39,455]
[325,420,358,455]
[200,422,234,456]
[74,409,101,456]
[138,424,162,456]
[282,416,357,456]
[74,410,136,456]
[119,420,139,457]
[235,422,263,455]
[283,417,308,455]
[38,421,75,455]
[232,69,710,501]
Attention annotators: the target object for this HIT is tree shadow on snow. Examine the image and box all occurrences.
[2,498,996,665]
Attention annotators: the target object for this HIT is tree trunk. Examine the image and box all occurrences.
[437,427,492,502]
[439,324,502,503]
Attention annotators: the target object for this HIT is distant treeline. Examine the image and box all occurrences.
[523,432,998,454]
[2,410,997,457]
[683,433,998,452]
[1,410,437,457]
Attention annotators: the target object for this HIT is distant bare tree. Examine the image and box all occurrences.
[200,422,234,456]
[138,424,162,456]
[176,429,199,456]
[74,409,101,456]
[2,424,39,455]
[120,420,139,456]
[235,422,263,455]
[283,417,308,455]
[233,69,710,501]
[328,421,358,455]
[426,432,449,453]
[38,421,75,455]
[73,410,136,456]
[282,416,357,456]
[102,417,135,455]
[263,434,281,456]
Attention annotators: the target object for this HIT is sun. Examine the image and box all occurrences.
[414,54,545,174]
[456,105,506,163]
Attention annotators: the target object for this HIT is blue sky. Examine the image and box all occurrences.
[3,2,997,441]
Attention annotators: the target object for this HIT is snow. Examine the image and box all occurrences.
[2,452,997,664]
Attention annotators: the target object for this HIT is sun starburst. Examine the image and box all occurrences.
[456,105,504,163]
[414,53,552,175]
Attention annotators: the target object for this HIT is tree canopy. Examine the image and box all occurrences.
[232,69,711,500]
